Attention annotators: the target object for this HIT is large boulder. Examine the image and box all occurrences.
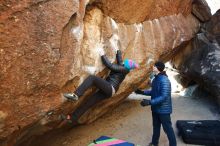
[92,0,192,23]
[192,0,212,22]
[181,34,220,102]
[172,10,220,104]
[205,9,220,43]
[0,0,85,145]
[0,0,199,145]
[78,8,199,124]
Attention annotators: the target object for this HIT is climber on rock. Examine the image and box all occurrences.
[60,45,139,125]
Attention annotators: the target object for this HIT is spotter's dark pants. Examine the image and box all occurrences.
[151,112,177,146]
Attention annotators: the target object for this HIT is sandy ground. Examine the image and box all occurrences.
[30,94,220,146]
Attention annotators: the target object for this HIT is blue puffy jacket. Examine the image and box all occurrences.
[143,72,172,114]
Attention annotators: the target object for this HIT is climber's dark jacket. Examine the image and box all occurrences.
[101,50,129,91]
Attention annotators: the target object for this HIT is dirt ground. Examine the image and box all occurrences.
[31,94,220,146]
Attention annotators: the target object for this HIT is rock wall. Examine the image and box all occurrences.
[172,9,220,104]
[192,0,211,22]
[0,0,199,145]
[92,0,192,23]
[78,8,199,124]
[0,0,85,145]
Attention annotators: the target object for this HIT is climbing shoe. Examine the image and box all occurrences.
[59,114,72,123]
[57,114,73,128]
[63,92,79,101]
[58,114,79,127]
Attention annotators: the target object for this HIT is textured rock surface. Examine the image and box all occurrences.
[180,35,220,103]
[205,10,220,42]
[0,0,199,145]
[78,8,199,123]
[0,0,86,145]
[172,10,220,104]
[93,0,192,24]
[192,0,212,22]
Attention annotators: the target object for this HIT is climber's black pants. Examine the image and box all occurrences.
[72,75,113,121]
[75,75,112,97]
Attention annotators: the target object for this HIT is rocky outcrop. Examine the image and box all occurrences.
[192,0,212,22]
[78,8,199,124]
[0,0,199,145]
[92,0,192,24]
[172,10,220,104]
[205,10,220,42]
[0,0,86,145]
